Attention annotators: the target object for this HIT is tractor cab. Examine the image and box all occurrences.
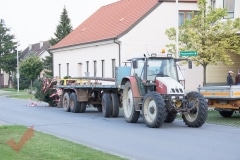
[130,53,179,82]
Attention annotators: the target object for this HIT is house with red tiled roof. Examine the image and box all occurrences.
[49,0,240,91]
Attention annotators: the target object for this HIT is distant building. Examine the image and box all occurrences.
[20,41,51,60]
[0,41,51,88]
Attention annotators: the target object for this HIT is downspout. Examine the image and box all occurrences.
[114,39,121,66]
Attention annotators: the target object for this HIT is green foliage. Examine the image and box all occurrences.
[63,75,72,79]
[34,78,58,106]
[42,54,53,78]
[13,73,31,90]
[0,19,18,87]
[19,56,43,82]
[165,0,240,86]
[49,6,73,46]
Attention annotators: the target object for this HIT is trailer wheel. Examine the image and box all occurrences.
[122,82,140,123]
[79,102,87,113]
[164,112,177,123]
[62,92,70,112]
[182,91,208,128]
[111,93,119,117]
[102,93,111,117]
[69,93,80,113]
[142,92,166,128]
[219,111,234,117]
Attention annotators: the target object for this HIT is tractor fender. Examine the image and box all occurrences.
[121,76,142,111]
[121,76,141,97]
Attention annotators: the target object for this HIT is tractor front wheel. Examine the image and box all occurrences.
[142,92,166,128]
[182,91,208,128]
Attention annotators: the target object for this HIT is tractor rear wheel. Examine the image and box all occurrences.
[182,91,208,128]
[122,82,140,123]
[164,111,177,123]
[142,92,166,128]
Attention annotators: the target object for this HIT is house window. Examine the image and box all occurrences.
[101,60,105,77]
[211,0,216,9]
[223,0,235,19]
[85,61,89,76]
[66,63,69,76]
[179,11,195,26]
[58,64,61,78]
[77,63,82,77]
[112,59,116,78]
[94,60,97,77]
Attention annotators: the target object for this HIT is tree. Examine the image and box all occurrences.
[19,56,43,89]
[0,19,18,87]
[49,6,73,45]
[44,6,73,78]
[42,54,53,78]
[165,0,240,86]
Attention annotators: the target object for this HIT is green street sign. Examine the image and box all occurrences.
[180,51,197,57]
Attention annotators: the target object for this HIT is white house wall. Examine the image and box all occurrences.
[119,2,200,91]
[212,0,240,19]
[53,42,119,78]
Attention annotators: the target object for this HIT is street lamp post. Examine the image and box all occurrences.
[17,46,19,93]
[176,0,179,58]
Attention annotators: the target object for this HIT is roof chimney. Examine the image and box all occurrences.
[29,44,32,50]
[40,41,44,48]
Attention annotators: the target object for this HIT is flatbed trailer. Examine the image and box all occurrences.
[54,67,130,117]
[199,85,240,117]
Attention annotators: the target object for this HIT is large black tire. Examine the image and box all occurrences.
[164,112,177,123]
[142,92,166,128]
[62,92,70,112]
[182,91,208,128]
[69,92,80,113]
[79,102,87,113]
[122,82,140,123]
[219,111,234,117]
[102,93,111,117]
[111,93,120,117]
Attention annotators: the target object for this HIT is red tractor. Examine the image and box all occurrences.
[120,53,208,128]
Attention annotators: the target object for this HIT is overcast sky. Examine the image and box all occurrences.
[0,0,118,50]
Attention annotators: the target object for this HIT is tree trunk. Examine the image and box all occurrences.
[8,74,13,88]
[203,64,207,86]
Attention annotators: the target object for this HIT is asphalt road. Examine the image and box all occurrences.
[0,95,240,160]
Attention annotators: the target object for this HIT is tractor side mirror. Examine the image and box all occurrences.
[132,60,138,69]
[188,60,192,69]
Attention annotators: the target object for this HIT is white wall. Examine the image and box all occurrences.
[119,2,200,91]
[53,42,119,78]
[120,2,198,61]
[207,0,240,19]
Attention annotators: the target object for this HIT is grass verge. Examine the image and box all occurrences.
[0,88,34,99]
[0,125,126,160]
[207,110,240,127]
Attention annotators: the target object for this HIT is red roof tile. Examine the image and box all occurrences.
[51,0,197,50]
[51,0,160,50]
